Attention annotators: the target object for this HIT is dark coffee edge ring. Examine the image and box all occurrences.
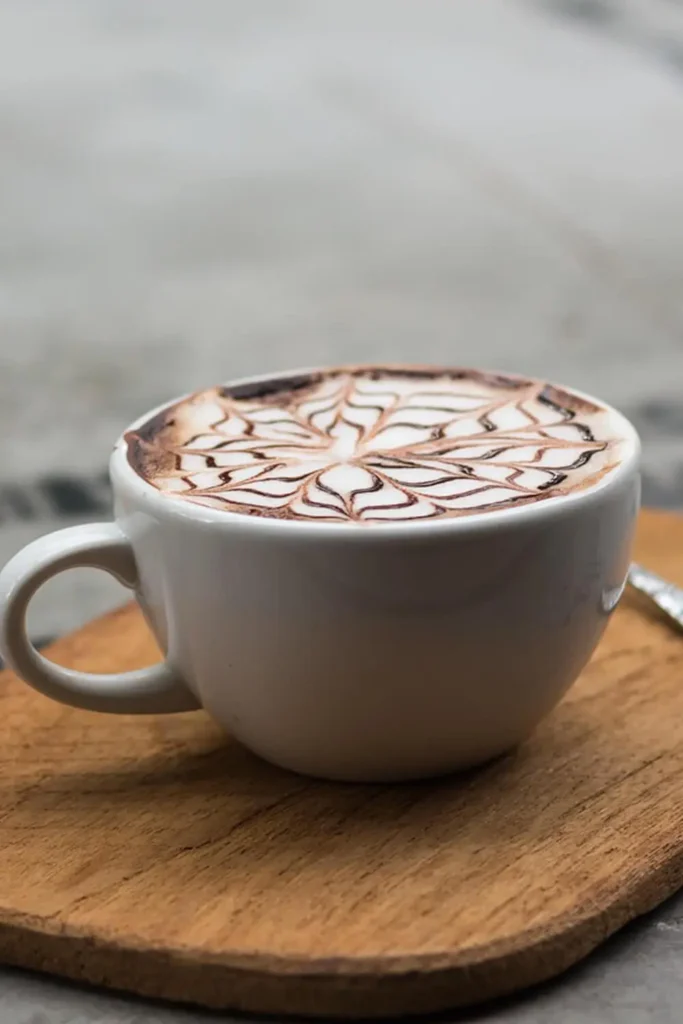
[219,365,530,398]
[216,365,605,415]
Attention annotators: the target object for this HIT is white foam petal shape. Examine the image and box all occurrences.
[222,489,289,508]
[538,447,590,468]
[318,464,375,496]
[450,487,526,509]
[183,434,227,451]
[487,445,540,463]
[485,404,533,430]
[372,424,434,450]
[403,394,489,411]
[362,496,438,521]
[179,454,211,472]
[442,418,489,438]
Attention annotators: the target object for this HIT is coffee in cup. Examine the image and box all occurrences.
[126,366,625,524]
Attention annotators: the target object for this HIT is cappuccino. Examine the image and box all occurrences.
[125,366,625,524]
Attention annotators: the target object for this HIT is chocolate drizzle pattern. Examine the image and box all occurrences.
[125,368,620,523]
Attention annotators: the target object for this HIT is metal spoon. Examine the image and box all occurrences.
[627,563,683,632]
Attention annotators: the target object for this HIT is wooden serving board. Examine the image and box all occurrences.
[1,509,683,1017]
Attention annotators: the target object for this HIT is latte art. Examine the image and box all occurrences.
[125,367,623,523]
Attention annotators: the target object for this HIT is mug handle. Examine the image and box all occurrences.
[0,523,200,714]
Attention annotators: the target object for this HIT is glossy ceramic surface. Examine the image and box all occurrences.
[0,370,641,780]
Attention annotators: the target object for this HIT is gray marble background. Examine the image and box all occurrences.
[1,0,683,1021]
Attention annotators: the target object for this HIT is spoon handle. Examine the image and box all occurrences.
[628,563,683,631]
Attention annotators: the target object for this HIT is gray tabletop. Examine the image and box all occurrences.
[2,0,683,1020]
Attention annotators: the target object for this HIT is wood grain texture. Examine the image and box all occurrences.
[1,509,683,1017]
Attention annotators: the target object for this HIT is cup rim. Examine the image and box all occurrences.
[110,365,641,540]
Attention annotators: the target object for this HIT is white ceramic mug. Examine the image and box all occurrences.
[0,371,640,781]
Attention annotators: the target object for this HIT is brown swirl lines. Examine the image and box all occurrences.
[126,372,615,522]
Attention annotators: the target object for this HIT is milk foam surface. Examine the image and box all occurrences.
[125,367,625,523]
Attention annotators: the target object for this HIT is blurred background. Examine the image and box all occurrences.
[1,0,682,640]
